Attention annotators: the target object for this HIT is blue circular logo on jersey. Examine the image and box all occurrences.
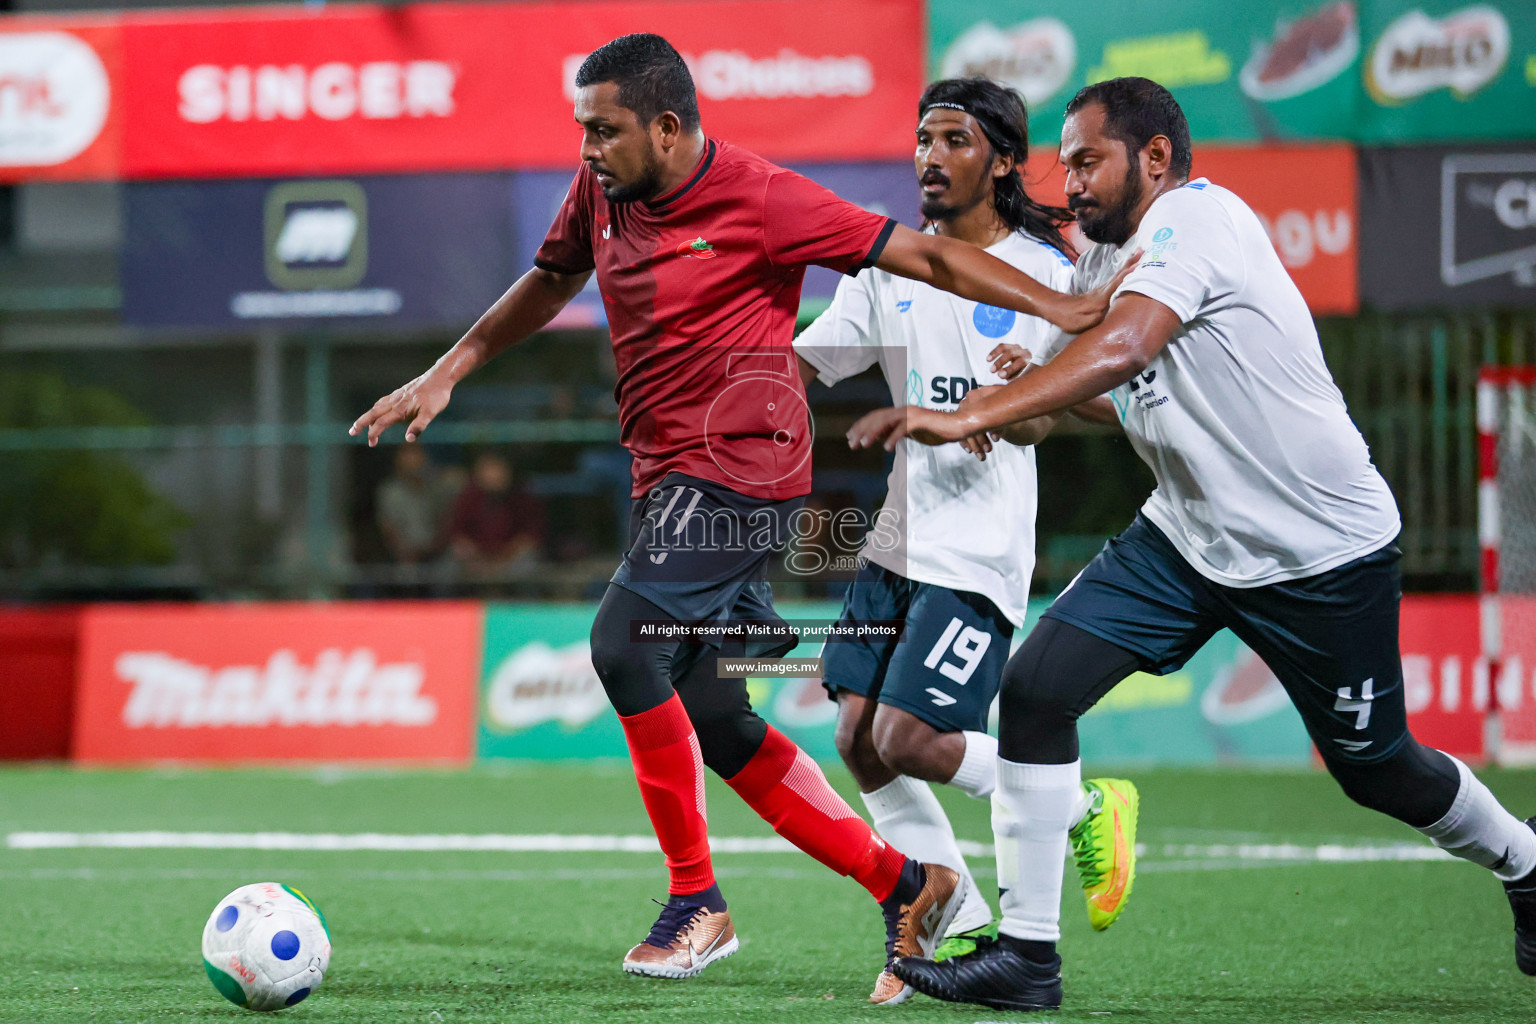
[1152,227,1173,243]
[972,304,1016,338]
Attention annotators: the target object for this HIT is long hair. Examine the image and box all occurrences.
[918,77,1075,258]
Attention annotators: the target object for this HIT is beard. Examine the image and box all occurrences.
[919,163,991,223]
[595,142,665,204]
[1070,157,1144,246]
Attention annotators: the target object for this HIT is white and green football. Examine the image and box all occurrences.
[202,883,331,1011]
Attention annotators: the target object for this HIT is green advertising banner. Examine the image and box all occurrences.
[1359,1,1536,142]
[476,600,1314,766]
[929,0,1536,145]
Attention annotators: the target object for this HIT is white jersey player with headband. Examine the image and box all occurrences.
[797,227,1072,626]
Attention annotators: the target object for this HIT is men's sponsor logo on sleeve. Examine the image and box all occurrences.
[1366,5,1509,104]
[1139,225,1178,268]
[936,18,1076,106]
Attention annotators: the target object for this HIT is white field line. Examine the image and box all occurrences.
[5,831,1456,865]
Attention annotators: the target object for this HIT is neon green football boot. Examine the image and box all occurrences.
[932,920,997,962]
[1069,778,1139,931]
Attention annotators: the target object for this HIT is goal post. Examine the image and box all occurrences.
[1478,366,1536,763]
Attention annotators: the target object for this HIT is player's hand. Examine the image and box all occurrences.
[1053,250,1142,334]
[988,344,1032,382]
[957,385,1004,460]
[846,406,964,451]
[349,369,455,447]
[958,431,1002,461]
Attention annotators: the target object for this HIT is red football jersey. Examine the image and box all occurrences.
[535,139,894,500]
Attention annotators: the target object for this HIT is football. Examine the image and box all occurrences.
[201,883,332,1011]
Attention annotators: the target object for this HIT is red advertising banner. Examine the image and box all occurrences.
[73,603,482,763]
[0,607,81,760]
[0,0,922,182]
[1397,595,1488,763]
[1025,144,1358,315]
[0,17,123,181]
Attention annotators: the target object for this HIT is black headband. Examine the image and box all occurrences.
[919,102,1023,159]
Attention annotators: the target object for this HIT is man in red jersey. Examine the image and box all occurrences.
[352,34,1125,1003]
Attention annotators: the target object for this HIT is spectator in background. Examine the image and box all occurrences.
[375,444,457,565]
[449,450,546,571]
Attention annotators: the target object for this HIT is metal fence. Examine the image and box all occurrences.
[2,311,1534,600]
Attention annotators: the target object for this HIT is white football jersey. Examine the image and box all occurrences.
[795,230,1074,625]
[1034,178,1399,588]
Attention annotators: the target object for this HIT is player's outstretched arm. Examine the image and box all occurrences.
[873,225,1136,335]
[848,294,1182,451]
[350,267,591,446]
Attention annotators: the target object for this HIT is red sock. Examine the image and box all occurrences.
[726,725,907,901]
[618,694,714,895]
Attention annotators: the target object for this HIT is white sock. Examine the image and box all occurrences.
[1416,754,1536,882]
[861,775,992,933]
[1071,783,1091,827]
[994,780,1089,899]
[991,790,1020,896]
[995,758,1081,943]
[948,731,997,798]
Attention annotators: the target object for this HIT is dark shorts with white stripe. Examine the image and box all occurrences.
[1040,514,1408,764]
[822,561,1014,733]
[610,472,803,656]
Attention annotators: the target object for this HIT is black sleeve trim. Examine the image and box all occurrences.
[851,217,898,275]
[534,257,590,276]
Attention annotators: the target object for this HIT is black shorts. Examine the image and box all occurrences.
[611,473,804,654]
[822,561,1014,733]
[1043,514,1408,764]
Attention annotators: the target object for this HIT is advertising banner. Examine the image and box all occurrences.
[0,18,123,180]
[73,603,482,763]
[1024,144,1359,314]
[1396,594,1489,760]
[475,600,1327,766]
[477,602,846,762]
[1359,1,1536,143]
[0,0,922,182]
[1359,143,1536,310]
[1492,596,1536,761]
[121,173,517,328]
[930,0,1535,146]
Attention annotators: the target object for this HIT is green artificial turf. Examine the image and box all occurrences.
[2,763,1535,1022]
